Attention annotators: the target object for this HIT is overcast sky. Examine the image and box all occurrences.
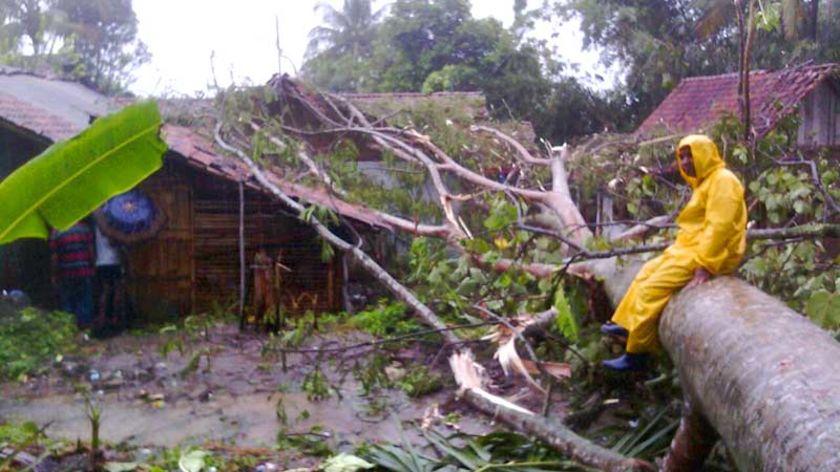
[131,0,611,97]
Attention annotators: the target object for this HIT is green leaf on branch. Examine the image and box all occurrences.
[484,200,518,231]
[553,287,578,343]
[0,100,166,244]
[805,290,840,330]
[461,238,491,254]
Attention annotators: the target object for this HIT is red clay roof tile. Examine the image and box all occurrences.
[636,63,839,139]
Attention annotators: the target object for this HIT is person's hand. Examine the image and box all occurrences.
[685,267,711,290]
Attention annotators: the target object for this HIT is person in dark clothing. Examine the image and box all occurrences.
[93,224,125,336]
[49,221,95,328]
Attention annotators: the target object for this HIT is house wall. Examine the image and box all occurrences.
[798,81,840,147]
[0,126,54,306]
[128,159,195,321]
[128,158,341,322]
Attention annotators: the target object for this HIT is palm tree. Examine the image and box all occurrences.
[696,0,819,42]
[306,0,384,60]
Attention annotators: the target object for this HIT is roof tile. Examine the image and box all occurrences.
[636,63,839,138]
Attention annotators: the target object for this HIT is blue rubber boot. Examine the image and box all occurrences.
[602,352,649,372]
[600,323,628,337]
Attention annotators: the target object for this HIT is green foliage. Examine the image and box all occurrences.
[0,0,149,94]
[302,365,334,401]
[552,286,579,343]
[0,307,78,380]
[558,0,840,128]
[302,0,382,91]
[0,420,41,445]
[277,427,334,457]
[0,100,166,244]
[0,419,50,472]
[350,300,420,337]
[749,169,816,224]
[609,406,679,460]
[364,428,588,471]
[353,354,393,396]
[322,453,375,472]
[484,198,519,232]
[804,289,840,330]
[302,0,613,143]
[572,112,840,321]
[177,449,208,472]
[396,365,443,397]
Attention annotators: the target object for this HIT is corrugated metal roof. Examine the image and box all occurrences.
[636,63,839,138]
[0,66,115,140]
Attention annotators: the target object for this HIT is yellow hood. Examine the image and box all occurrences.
[676,135,725,188]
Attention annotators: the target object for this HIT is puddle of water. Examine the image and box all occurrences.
[1,386,488,448]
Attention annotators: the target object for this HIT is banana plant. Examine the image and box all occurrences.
[0,100,166,244]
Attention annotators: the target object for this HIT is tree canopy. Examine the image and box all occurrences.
[0,0,148,95]
[301,0,618,144]
[556,0,840,125]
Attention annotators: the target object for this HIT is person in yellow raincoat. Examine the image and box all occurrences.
[601,135,747,371]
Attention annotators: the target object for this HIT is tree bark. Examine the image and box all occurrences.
[462,388,652,471]
[660,277,840,470]
[589,255,840,470]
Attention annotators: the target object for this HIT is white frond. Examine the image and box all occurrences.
[449,350,487,393]
[494,338,545,393]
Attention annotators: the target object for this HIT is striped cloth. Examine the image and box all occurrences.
[50,222,95,278]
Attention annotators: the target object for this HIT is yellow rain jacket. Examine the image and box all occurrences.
[612,135,747,353]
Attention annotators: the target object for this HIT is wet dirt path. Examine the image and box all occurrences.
[0,324,492,449]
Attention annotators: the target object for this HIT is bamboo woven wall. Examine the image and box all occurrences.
[128,159,341,321]
[128,162,194,321]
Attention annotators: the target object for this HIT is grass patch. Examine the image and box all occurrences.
[0,307,78,381]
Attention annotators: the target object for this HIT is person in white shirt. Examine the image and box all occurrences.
[94,225,124,336]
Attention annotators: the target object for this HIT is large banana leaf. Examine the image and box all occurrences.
[0,100,166,244]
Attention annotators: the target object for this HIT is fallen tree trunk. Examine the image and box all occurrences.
[585,257,840,470]
[660,277,840,470]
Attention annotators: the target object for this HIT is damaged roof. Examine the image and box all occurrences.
[0,65,116,141]
[636,63,840,139]
[162,124,398,230]
[0,69,496,231]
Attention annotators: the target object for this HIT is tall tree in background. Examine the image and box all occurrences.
[0,0,57,57]
[306,0,382,58]
[302,0,617,143]
[302,0,383,92]
[51,0,149,94]
[0,0,148,95]
[557,0,741,126]
[557,0,840,130]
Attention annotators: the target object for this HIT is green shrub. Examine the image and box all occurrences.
[0,308,78,380]
[350,301,420,337]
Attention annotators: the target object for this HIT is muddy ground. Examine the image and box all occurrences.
[0,322,566,468]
